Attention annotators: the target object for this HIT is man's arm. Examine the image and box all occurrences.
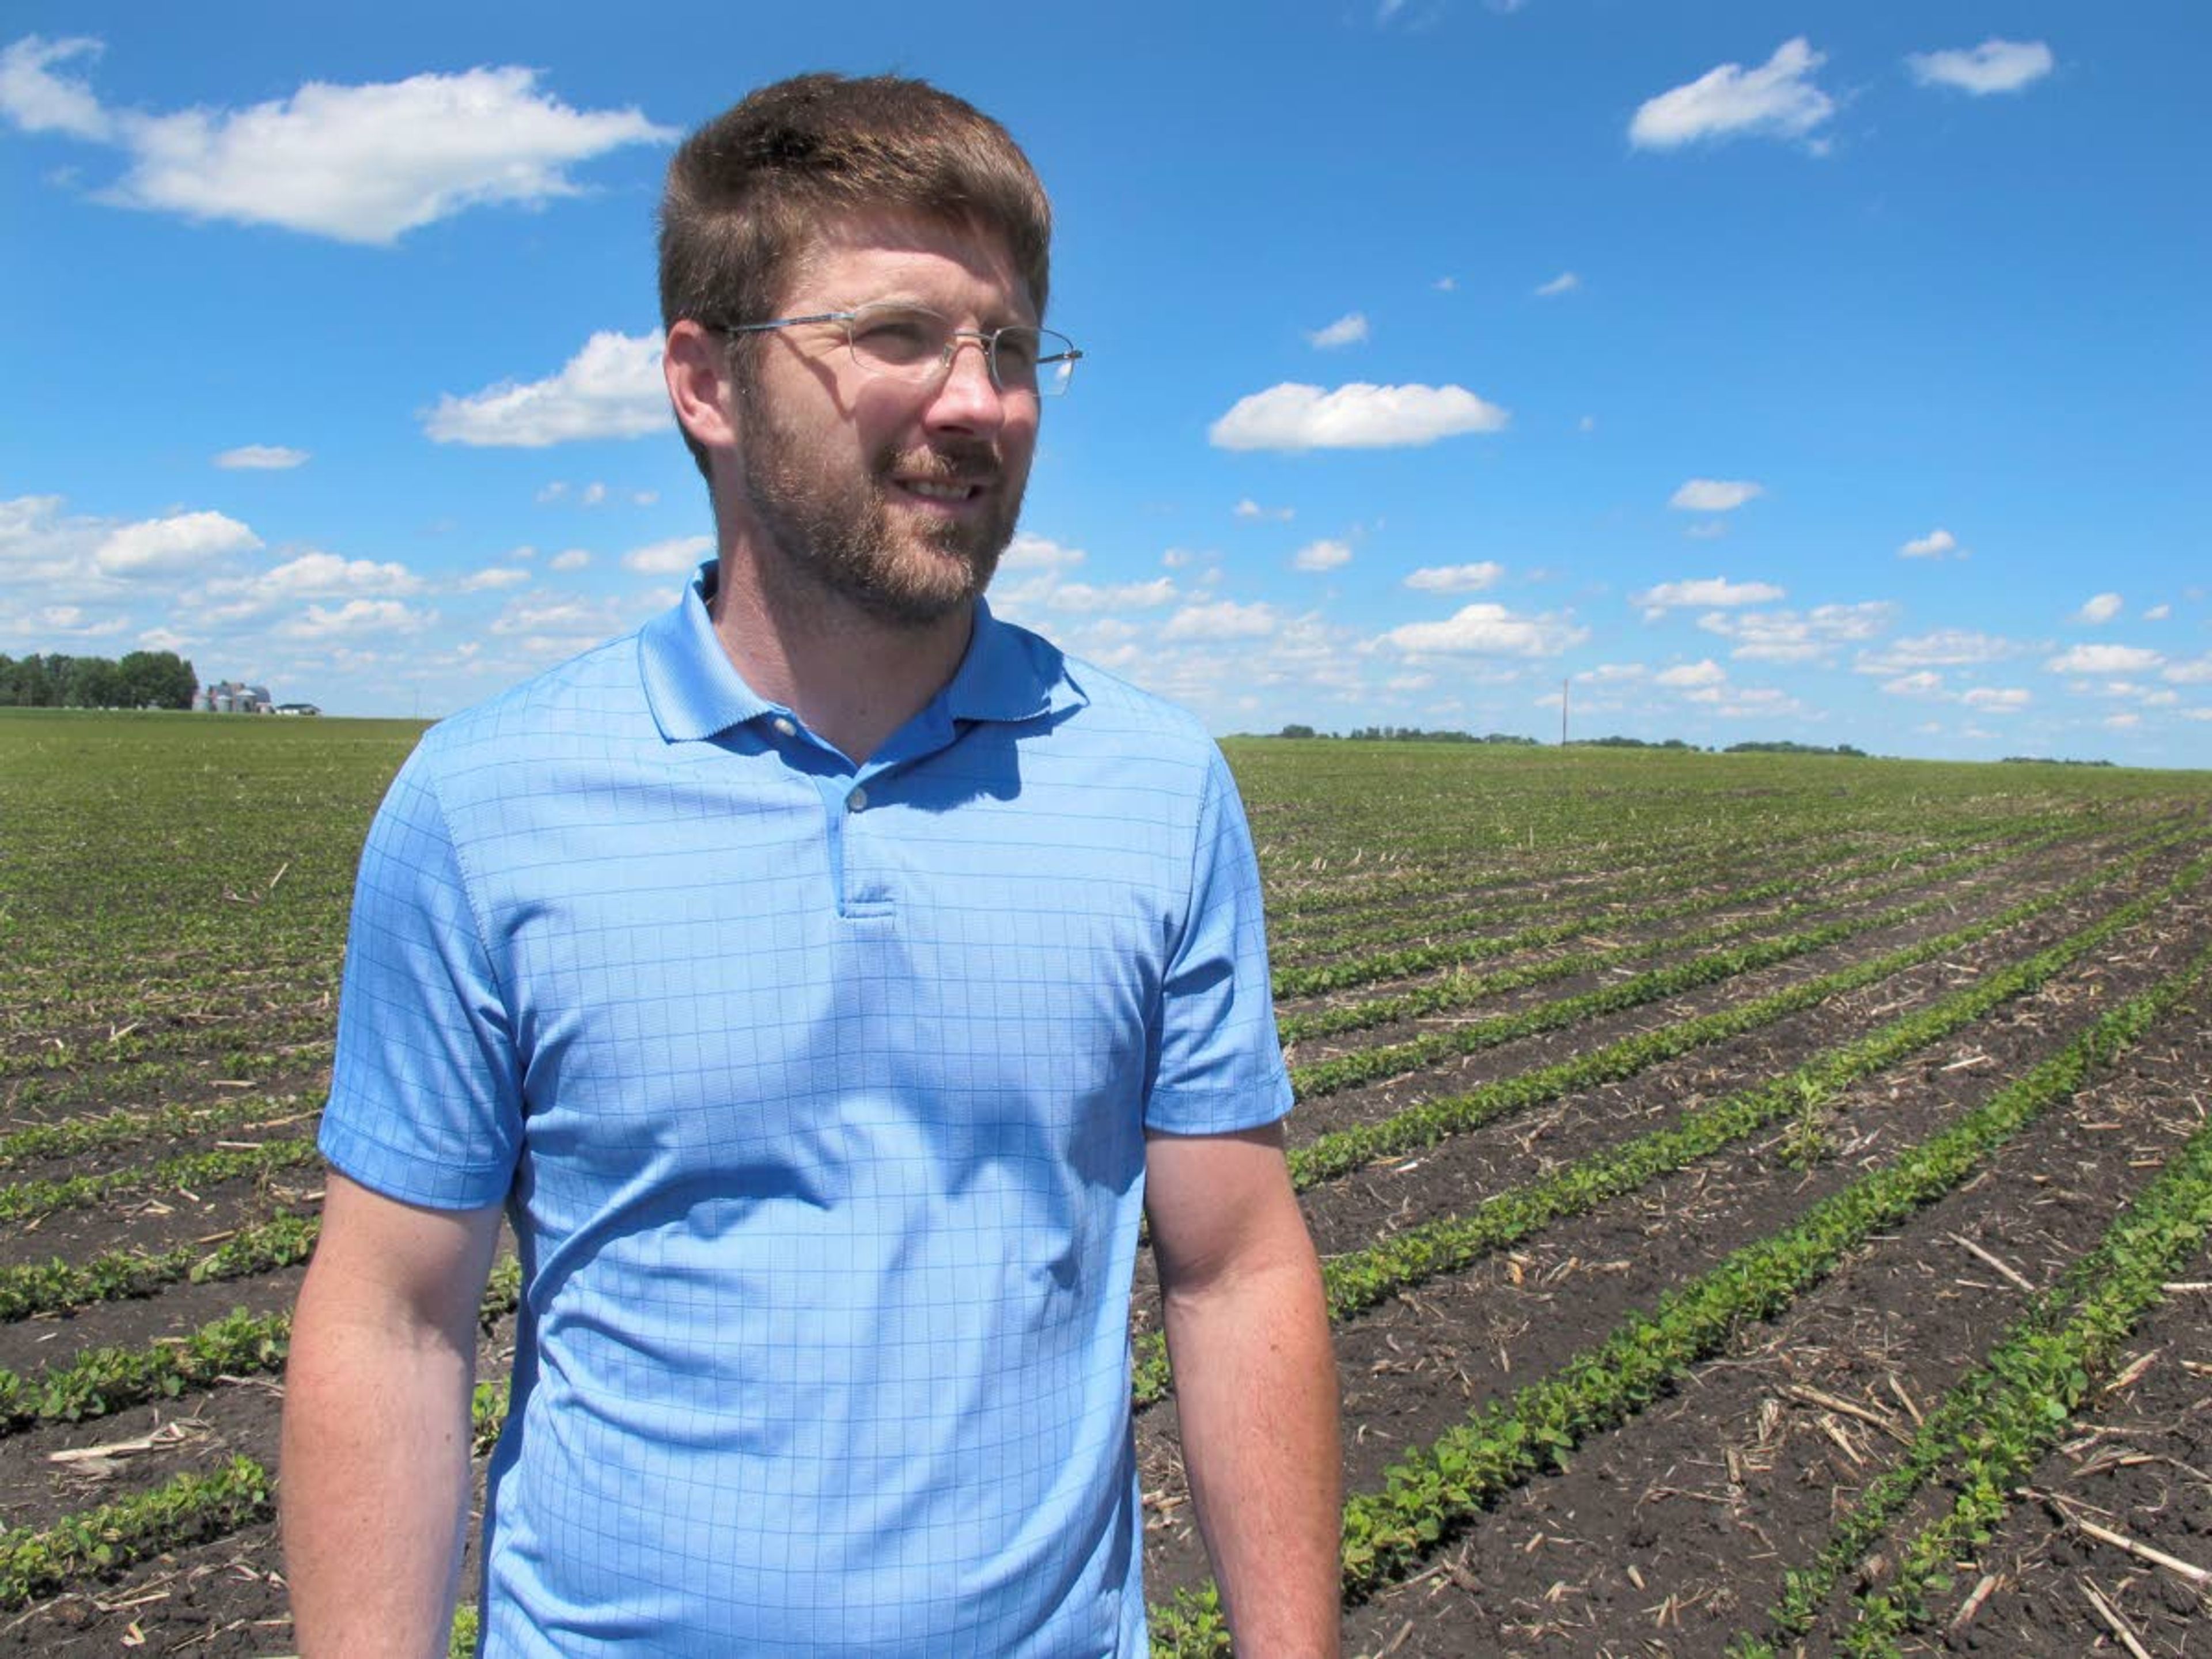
[282,1171,504,1658]
[1146,1121,1342,1656]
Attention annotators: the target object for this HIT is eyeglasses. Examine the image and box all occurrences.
[714,302,1082,397]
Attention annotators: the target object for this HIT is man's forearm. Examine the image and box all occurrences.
[1163,1245,1343,1656]
[281,1270,479,1655]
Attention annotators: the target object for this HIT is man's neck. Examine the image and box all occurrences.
[707,550,974,766]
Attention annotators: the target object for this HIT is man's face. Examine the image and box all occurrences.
[729,212,1041,627]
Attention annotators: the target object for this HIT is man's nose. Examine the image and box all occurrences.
[922,337,1007,431]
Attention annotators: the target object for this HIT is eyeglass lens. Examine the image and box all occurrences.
[845,305,1077,396]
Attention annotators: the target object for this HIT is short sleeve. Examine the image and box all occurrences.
[1143,747,1293,1134]
[319,746,525,1209]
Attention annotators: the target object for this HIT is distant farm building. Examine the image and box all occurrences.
[274,702,321,717]
[203,681,274,714]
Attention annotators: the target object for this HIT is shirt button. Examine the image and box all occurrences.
[771,716,797,737]
[847,787,869,813]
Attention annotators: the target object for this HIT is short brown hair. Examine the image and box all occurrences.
[659,74,1053,476]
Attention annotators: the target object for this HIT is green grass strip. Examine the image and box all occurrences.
[0,1211,321,1324]
[1283,836,2183,1194]
[1831,1117,2212,1654]
[1272,817,2096,998]
[1148,923,2211,1654]
[1132,849,2210,1407]
[0,1258,523,1438]
[1278,826,2054,1046]
[0,1456,272,1610]
[0,1090,319,1172]
[0,1136,321,1225]
[1728,1089,2212,1656]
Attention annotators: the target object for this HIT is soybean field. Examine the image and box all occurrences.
[4,709,2210,1656]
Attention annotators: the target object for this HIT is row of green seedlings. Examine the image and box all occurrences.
[1281,821,2185,1105]
[0,1090,320,1175]
[1268,768,2161,915]
[1271,809,2074,964]
[1255,780,2094,929]
[1276,816,2089,1047]
[0,1027,337,1112]
[1125,846,2212,1403]
[1268,813,1885,954]
[1728,1081,2212,1654]
[0,1259,519,1437]
[1145,913,2212,1653]
[1272,808,2127,997]
[3,854,2197,1630]
[390,840,2212,1456]
[2,835,2191,1392]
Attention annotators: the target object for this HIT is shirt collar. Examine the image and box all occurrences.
[641,558,1084,744]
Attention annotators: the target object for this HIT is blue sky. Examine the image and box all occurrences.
[3,2,2205,763]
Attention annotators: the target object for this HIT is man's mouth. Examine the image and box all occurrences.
[897,478,982,502]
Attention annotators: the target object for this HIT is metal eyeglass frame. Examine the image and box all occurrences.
[713,304,1082,397]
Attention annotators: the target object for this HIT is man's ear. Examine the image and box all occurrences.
[664,320,740,452]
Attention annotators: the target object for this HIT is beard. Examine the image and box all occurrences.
[736,377,1025,628]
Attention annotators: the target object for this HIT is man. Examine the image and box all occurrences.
[281,73,1339,1657]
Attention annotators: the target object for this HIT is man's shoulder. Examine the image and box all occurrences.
[408,629,651,784]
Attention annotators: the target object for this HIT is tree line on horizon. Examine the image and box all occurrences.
[0,651,198,711]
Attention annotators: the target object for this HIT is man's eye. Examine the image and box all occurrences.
[994,330,1040,372]
[851,315,940,365]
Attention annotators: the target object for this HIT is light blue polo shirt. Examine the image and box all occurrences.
[320,563,1292,1657]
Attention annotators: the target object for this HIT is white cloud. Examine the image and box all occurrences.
[1433,276,1456,293]
[486,593,634,648]
[2104,712,2141,730]
[1001,533,1086,572]
[1685,520,1729,541]
[1306,313,1369,349]
[1882,672,1945,698]
[1404,562,1503,594]
[1161,548,1198,570]
[1906,39,2054,97]
[2144,603,2171,621]
[256,551,421,599]
[1656,659,1725,688]
[1669,478,1763,512]
[550,548,592,572]
[96,510,262,575]
[1696,602,1895,664]
[276,598,433,638]
[1630,38,1836,151]
[1576,663,1647,685]
[137,626,192,652]
[1899,528,1957,559]
[1043,578,1177,613]
[2076,592,2123,624]
[425,331,669,447]
[2162,656,2212,685]
[1860,629,2020,671]
[1162,600,1279,642]
[1233,498,1294,523]
[1380,603,1588,657]
[0,36,112,139]
[1962,688,2031,713]
[1633,577,1785,618]
[620,533,714,575]
[1209,381,1509,451]
[1293,539,1353,573]
[1533,271,1580,297]
[2047,644,2162,675]
[1577,415,1596,434]
[2,41,674,244]
[460,566,531,593]
[214,444,309,471]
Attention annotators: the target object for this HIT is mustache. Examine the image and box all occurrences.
[880,442,1000,485]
